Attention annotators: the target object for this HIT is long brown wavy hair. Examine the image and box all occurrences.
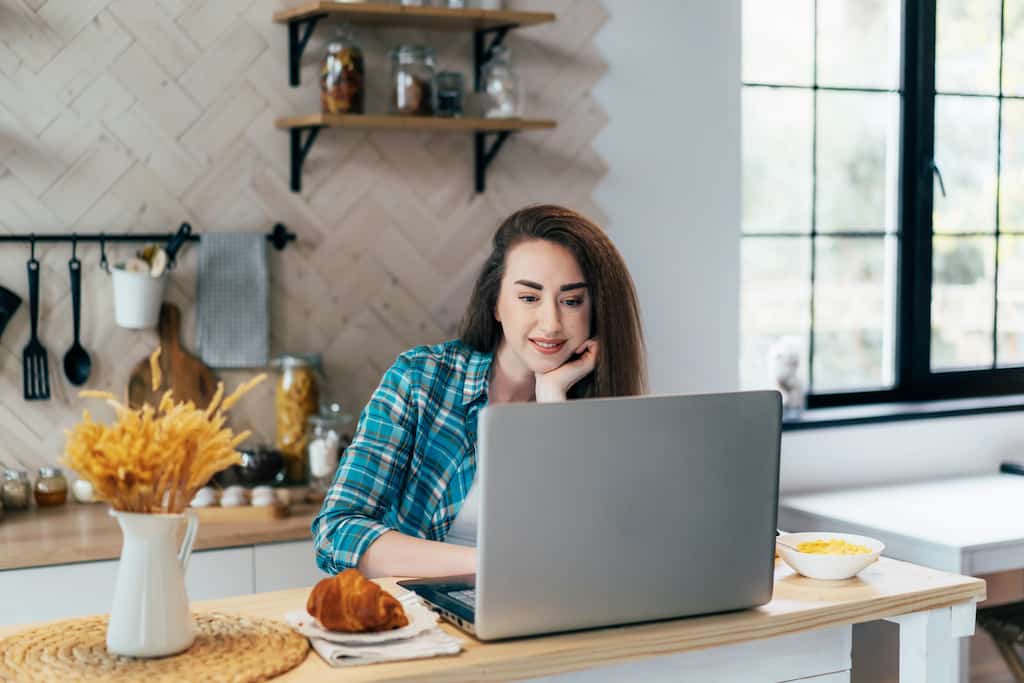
[459,205,647,398]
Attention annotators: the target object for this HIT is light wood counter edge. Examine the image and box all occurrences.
[0,557,978,682]
[0,502,320,571]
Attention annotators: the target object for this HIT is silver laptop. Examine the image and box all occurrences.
[398,390,782,640]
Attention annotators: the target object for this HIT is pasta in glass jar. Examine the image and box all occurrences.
[272,354,322,483]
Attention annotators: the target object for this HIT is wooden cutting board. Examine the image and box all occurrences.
[190,503,290,524]
[127,303,218,410]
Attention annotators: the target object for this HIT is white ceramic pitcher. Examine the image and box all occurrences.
[106,509,199,657]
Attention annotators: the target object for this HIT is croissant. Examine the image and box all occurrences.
[306,568,409,633]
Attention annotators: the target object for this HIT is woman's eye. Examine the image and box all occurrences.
[518,295,538,303]
[562,298,583,307]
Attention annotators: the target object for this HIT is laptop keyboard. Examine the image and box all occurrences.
[448,589,476,608]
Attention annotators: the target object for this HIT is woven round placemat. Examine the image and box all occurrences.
[0,612,309,683]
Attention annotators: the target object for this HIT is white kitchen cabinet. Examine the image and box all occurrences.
[0,547,255,627]
[0,558,119,626]
[524,625,852,683]
[185,547,254,601]
[252,540,329,593]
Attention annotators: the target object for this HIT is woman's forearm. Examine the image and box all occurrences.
[356,530,477,578]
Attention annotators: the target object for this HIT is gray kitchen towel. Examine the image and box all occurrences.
[197,232,269,368]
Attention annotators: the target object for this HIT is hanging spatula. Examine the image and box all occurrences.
[22,253,50,400]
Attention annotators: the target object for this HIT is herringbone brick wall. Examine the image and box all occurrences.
[0,0,608,472]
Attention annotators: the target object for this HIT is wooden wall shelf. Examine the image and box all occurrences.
[273,2,558,193]
[272,2,555,32]
[274,114,556,132]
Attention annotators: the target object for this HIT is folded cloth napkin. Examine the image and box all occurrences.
[285,592,464,667]
[196,232,269,369]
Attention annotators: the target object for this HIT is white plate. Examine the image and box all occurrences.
[285,592,439,644]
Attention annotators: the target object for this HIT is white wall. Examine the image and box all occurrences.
[594,0,742,396]
[593,1,1024,496]
[781,413,1024,494]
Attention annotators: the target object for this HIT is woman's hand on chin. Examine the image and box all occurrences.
[534,338,599,402]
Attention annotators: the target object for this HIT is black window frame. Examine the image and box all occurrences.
[743,0,1024,411]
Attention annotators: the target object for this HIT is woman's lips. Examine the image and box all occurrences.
[530,338,566,355]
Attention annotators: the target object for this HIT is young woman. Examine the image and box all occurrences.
[312,205,647,577]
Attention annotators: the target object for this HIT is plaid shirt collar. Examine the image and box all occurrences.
[461,347,493,407]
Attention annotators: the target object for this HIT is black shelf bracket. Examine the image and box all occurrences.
[471,24,516,193]
[473,25,514,90]
[475,130,511,193]
[288,14,326,86]
[290,126,322,192]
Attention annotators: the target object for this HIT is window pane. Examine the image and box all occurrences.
[997,236,1024,365]
[1001,100,1024,230]
[933,95,999,233]
[742,88,813,233]
[931,236,996,370]
[742,0,814,86]
[817,0,901,90]
[740,238,811,389]
[1006,0,1024,96]
[812,237,896,391]
[816,91,901,232]
[936,0,1002,95]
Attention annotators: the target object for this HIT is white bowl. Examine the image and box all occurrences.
[777,532,884,580]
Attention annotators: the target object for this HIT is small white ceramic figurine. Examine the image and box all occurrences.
[769,337,806,417]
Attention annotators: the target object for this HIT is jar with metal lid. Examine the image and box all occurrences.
[433,71,464,117]
[272,354,323,483]
[390,45,436,115]
[480,44,522,118]
[34,466,68,507]
[321,24,364,114]
[306,404,355,495]
[2,469,31,511]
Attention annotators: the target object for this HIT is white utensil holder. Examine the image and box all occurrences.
[112,268,167,329]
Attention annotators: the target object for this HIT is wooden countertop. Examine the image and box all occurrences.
[0,501,320,571]
[0,557,984,681]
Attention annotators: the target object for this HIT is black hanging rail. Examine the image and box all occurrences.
[0,223,296,251]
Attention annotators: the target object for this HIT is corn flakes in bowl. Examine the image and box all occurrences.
[777,532,884,580]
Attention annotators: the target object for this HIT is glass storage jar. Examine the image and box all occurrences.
[480,44,522,117]
[390,45,436,115]
[433,71,465,117]
[306,404,355,495]
[272,354,323,483]
[34,466,68,507]
[321,24,364,114]
[1,469,31,511]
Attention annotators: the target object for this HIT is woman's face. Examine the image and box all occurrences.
[494,239,592,375]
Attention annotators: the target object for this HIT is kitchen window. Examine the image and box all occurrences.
[741,0,1024,413]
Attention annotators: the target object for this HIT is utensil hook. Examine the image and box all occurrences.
[70,233,78,261]
[99,233,110,274]
[29,234,36,262]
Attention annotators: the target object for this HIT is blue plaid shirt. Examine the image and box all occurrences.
[312,340,492,573]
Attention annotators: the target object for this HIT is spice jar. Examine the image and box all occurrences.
[34,466,68,507]
[306,404,354,495]
[321,24,364,114]
[273,354,323,483]
[433,71,464,117]
[390,45,436,115]
[1,469,31,511]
